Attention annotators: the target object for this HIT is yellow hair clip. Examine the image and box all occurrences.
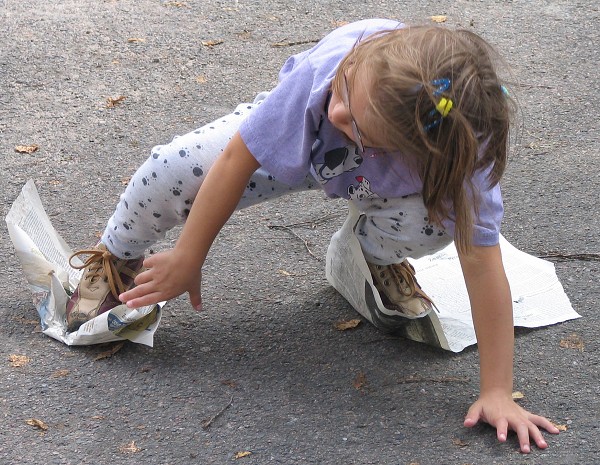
[435,97,453,117]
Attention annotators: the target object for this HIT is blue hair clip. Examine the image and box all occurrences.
[431,78,451,96]
[424,78,453,132]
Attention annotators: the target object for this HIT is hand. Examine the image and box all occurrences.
[464,391,560,453]
[119,248,203,311]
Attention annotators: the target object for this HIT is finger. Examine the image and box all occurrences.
[514,422,531,453]
[529,414,561,435]
[463,404,481,428]
[496,418,509,443]
[528,423,548,450]
[120,282,157,304]
[125,291,165,309]
[134,269,153,286]
[188,288,203,312]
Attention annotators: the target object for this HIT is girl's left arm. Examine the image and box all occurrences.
[458,243,560,453]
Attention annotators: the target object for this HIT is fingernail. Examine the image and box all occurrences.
[523,445,530,453]
[499,434,506,441]
[194,304,203,312]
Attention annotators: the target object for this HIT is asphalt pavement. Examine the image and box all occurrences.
[1,1,598,464]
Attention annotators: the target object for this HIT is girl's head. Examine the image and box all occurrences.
[330,26,514,253]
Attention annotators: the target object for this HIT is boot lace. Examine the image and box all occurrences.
[69,248,127,299]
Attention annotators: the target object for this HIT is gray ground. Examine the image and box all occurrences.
[1,1,598,464]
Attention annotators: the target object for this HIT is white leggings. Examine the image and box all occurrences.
[103,96,452,264]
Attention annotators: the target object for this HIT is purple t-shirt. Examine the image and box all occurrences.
[239,19,503,246]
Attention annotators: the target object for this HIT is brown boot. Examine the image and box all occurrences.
[367,259,436,317]
[66,243,144,332]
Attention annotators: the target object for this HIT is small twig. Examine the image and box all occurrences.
[537,252,600,262]
[269,212,343,230]
[513,83,556,90]
[267,224,321,261]
[397,376,470,384]
[202,394,234,430]
[271,38,320,48]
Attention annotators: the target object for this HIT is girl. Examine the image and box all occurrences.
[66,19,560,452]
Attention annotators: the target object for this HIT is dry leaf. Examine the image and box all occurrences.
[119,441,141,453]
[201,39,224,47]
[164,1,187,6]
[552,422,568,432]
[334,318,362,331]
[331,20,349,28]
[15,144,39,154]
[221,379,237,388]
[93,341,125,361]
[26,418,48,431]
[92,415,105,420]
[452,438,469,447]
[353,371,367,391]
[431,15,448,23]
[277,269,292,276]
[127,38,145,43]
[196,75,207,84]
[121,176,132,185]
[511,391,525,400]
[51,369,70,378]
[106,96,127,108]
[234,451,252,459]
[9,354,31,368]
[560,333,584,351]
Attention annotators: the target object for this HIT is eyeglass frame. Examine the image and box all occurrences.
[341,71,366,155]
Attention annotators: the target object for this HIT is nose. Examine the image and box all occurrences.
[328,99,353,136]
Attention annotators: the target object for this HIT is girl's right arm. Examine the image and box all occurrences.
[119,131,261,310]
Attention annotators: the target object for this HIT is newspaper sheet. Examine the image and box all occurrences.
[326,203,581,352]
[6,180,163,346]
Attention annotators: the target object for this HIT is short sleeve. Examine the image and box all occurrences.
[238,56,323,186]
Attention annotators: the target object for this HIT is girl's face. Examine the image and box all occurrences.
[328,67,380,153]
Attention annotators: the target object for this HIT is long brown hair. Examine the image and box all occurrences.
[332,26,514,253]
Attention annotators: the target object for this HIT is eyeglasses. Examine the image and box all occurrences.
[342,72,365,155]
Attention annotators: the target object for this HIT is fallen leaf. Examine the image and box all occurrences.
[164,1,187,6]
[452,438,469,447]
[331,20,349,28]
[511,391,525,400]
[560,333,584,351]
[234,451,252,459]
[26,418,48,431]
[121,176,132,185]
[119,441,141,453]
[277,269,292,276]
[93,341,125,361]
[431,15,448,23]
[552,422,568,432]
[196,75,207,84]
[221,379,237,388]
[9,354,31,368]
[201,39,224,47]
[51,369,70,378]
[334,318,362,331]
[353,371,367,391]
[15,144,39,154]
[127,38,145,43]
[106,96,127,108]
[92,415,105,420]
